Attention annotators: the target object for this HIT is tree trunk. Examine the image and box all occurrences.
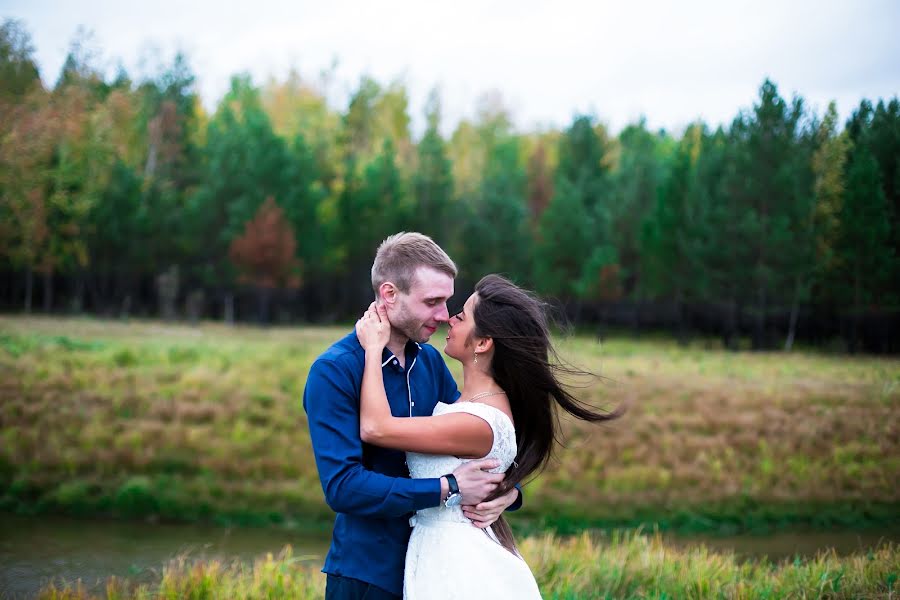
[572,298,583,326]
[24,268,33,314]
[223,292,234,325]
[156,266,179,320]
[87,272,104,315]
[784,278,802,351]
[675,287,689,346]
[722,296,739,351]
[120,295,132,321]
[753,283,767,350]
[43,270,53,313]
[257,286,271,325]
[186,289,205,326]
[849,267,861,354]
[145,141,157,179]
[631,298,641,338]
[71,270,85,313]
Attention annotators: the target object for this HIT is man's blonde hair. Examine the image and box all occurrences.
[371,232,457,293]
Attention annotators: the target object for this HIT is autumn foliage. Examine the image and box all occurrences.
[228,197,301,289]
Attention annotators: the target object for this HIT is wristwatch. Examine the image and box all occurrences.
[443,474,462,508]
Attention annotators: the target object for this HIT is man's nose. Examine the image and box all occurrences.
[435,305,450,323]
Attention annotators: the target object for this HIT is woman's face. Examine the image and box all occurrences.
[444,292,478,361]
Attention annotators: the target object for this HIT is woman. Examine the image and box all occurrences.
[355,274,619,599]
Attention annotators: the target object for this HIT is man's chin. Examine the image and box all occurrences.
[400,329,430,344]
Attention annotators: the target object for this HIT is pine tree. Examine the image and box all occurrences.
[834,146,893,351]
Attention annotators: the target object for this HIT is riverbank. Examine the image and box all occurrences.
[5,511,898,599]
[1,316,899,534]
[37,531,900,599]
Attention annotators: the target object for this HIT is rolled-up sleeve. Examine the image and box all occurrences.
[304,357,441,516]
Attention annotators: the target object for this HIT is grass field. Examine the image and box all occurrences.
[37,532,900,599]
[1,316,899,534]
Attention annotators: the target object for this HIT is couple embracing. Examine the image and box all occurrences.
[303,232,617,599]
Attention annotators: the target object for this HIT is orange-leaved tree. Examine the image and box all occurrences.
[228,196,301,323]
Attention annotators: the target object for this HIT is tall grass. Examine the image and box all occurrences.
[2,316,899,533]
[38,532,900,599]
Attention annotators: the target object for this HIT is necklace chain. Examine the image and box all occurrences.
[463,390,507,402]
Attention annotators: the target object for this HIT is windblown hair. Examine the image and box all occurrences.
[472,274,622,555]
[371,232,458,294]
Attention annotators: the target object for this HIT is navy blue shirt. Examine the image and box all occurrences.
[303,331,460,595]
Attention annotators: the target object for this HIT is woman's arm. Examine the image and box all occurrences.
[356,306,494,457]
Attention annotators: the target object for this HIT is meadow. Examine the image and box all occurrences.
[1,316,899,535]
[37,532,900,599]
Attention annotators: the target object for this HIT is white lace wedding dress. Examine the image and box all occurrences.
[404,401,542,600]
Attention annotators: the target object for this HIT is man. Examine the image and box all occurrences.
[304,232,521,599]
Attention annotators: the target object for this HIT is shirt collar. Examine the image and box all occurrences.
[380,340,421,372]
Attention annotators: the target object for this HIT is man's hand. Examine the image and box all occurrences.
[452,459,504,505]
[462,487,519,528]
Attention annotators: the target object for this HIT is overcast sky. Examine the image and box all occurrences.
[5,0,899,136]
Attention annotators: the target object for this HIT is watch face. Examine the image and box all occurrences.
[445,493,462,507]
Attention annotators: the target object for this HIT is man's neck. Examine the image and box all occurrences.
[386,330,409,368]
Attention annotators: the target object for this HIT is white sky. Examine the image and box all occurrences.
[4,0,899,137]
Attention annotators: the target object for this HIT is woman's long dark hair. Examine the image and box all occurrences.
[472,274,622,555]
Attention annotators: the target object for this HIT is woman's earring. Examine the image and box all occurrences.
[474,351,479,365]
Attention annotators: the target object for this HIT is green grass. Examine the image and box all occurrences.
[37,532,900,599]
[1,316,899,534]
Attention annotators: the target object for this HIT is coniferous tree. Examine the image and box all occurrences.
[612,119,671,300]
[534,177,596,301]
[722,80,811,348]
[786,103,849,349]
[862,99,900,305]
[536,115,616,310]
[459,136,530,285]
[413,90,454,247]
[642,123,706,343]
[834,145,893,351]
[187,75,294,311]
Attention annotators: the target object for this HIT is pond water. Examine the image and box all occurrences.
[2,512,897,599]
[0,513,330,599]
[661,527,898,561]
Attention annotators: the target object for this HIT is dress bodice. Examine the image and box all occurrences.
[407,401,517,525]
[402,401,541,599]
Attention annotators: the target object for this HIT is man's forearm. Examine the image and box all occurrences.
[320,465,443,516]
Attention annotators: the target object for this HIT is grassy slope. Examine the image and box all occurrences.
[38,533,900,599]
[1,316,898,533]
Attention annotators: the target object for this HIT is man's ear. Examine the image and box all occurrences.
[378,282,398,305]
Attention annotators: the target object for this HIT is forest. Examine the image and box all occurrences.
[1,20,898,352]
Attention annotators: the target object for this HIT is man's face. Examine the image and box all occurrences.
[387,266,454,343]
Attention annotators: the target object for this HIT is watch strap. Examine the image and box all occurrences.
[444,473,459,496]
